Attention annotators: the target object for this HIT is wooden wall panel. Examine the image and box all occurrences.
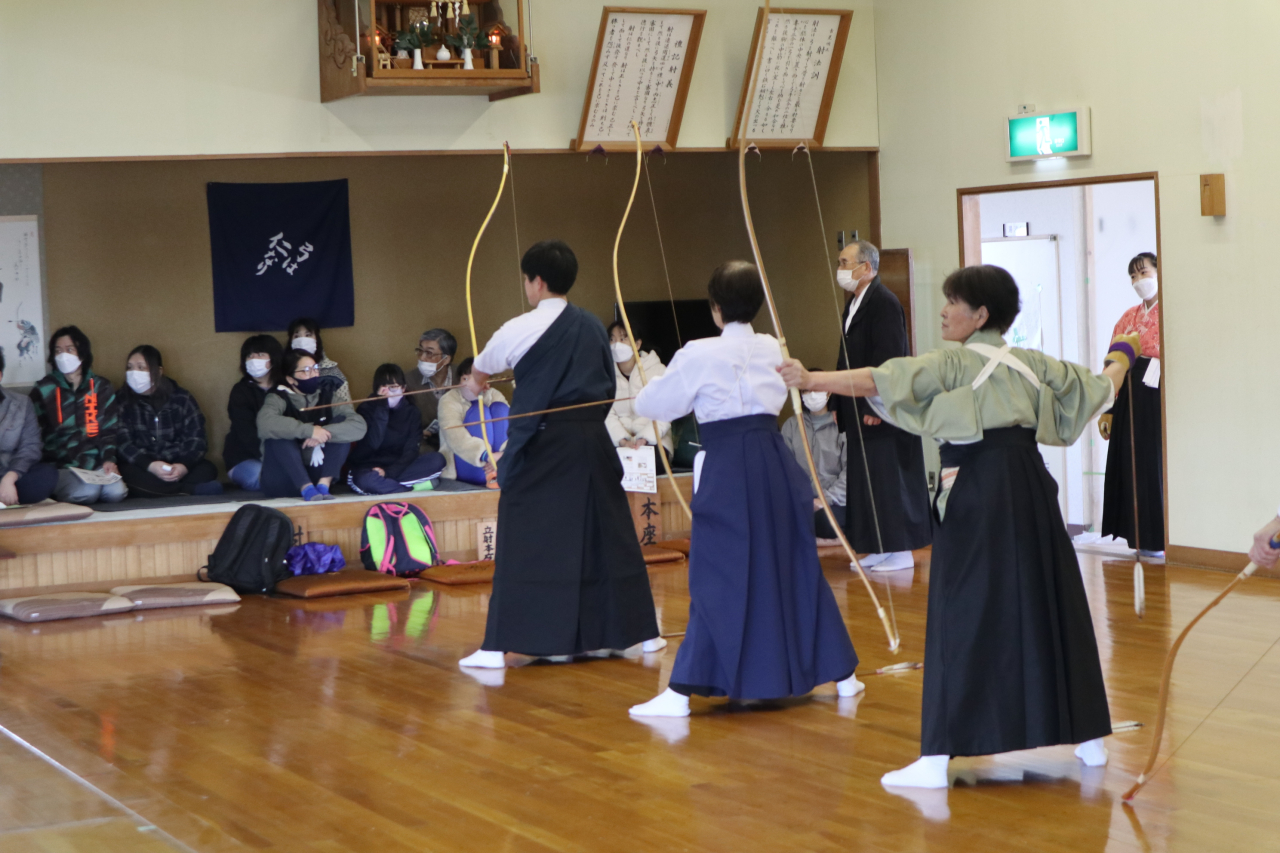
[42,152,875,474]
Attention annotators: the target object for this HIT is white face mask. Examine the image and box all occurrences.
[802,391,829,413]
[385,391,404,408]
[54,353,81,375]
[611,342,634,363]
[126,370,152,394]
[836,269,858,292]
[245,358,271,379]
[1132,275,1158,301]
[291,336,317,354]
[417,359,439,379]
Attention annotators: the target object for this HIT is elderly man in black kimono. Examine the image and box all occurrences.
[458,240,664,671]
[833,240,932,571]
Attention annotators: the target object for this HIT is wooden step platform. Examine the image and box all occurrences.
[0,475,694,597]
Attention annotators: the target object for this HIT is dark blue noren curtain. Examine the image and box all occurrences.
[207,179,355,332]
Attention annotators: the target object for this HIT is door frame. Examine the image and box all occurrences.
[955,172,1167,551]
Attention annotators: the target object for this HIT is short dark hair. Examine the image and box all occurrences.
[282,348,318,380]
[0,347,6,374]
[941,265,1021,334]
[239,334,284,384]
[286,317,325,360]
[707,261,765,324]
[1127,252,1158,276]
[128,343,173,396]
[372,362,406,393]
[606,320,627,338]
[49,325,93,373]
[456,356,475,378]
[520,240,578,294]
[420,328,457,360]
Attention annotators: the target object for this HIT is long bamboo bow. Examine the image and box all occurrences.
[1122,532,1280,800]
[464,142,512,467]
[614,121,693,522]
[738,1,898,652]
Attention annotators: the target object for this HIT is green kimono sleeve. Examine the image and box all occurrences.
[1021,350,1115,447]
[868,349,984,443]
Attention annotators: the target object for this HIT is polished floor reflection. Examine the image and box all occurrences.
[0,553,1278,852]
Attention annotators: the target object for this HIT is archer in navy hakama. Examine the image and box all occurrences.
[629,261,859,716]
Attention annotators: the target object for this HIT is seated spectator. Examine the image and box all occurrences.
[30,325,128,505]
[347,364,446,495]
[0,351,57,506]
[257,349,366,500]
[117,345,222,497]
[438,357,508,487]
[287,317,350,404]
[223,334,283,492]
[780,369,847,542]
[407,328,456,450]
[605,321,672,453]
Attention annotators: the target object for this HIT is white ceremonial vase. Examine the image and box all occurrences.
[462,47,474,69]
[412,48,424,69]
[436,45,451,61]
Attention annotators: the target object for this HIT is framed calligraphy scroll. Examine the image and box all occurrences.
[575,7,707,152]
[730,7,853,149]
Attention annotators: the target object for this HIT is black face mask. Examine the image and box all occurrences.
[295,376,322,395]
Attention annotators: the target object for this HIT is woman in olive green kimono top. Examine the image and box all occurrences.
[781,264,1140,790]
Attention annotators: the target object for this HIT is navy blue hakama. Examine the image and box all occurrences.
[670,414,858,699]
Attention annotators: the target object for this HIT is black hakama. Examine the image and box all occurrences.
[842,424,934,553]
[669,414,858,699]
[1101,357,1165,551]
[923,427,1111,756]
[482,305,659,656]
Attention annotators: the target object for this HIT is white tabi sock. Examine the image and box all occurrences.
[641,637,667,653]
[860,552,890,567]
[836,675,865,697]
[1074,737,1108,767]
[881,755,949,788]
[458,649,505,668]
[629,687,690,717]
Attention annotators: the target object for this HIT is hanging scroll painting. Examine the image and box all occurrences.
[731,7,853,149]
[575,7,707,152]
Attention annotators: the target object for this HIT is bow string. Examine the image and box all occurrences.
[738,1,899,652]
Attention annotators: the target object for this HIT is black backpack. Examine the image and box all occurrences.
[201,504,298,594]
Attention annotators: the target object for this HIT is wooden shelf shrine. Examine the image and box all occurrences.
[730,7,853,149]
[574,7,706,153]
[318,0,539,102]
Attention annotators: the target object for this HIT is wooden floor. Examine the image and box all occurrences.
[0,552,1278,852]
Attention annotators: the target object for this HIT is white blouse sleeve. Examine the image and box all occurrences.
[633,349,698,423]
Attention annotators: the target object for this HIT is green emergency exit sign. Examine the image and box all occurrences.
[1007,109,1091,161]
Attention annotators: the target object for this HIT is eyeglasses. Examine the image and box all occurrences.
[415,348,444,360]
[294,366,320,378]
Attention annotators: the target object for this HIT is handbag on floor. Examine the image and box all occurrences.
[285,542,346,576]
[360,501,441,577]
[201,504,298,594]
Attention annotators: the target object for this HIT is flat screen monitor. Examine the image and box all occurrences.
[614,299,719,363]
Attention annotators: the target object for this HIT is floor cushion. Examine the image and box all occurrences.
[0,592,134,622]
[274,569,411,599]
[110,582,241,610]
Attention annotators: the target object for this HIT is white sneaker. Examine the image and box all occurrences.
[869,551,915,572]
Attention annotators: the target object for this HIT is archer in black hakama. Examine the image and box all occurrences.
[834,277,932,555]
[1101,358,1165,552]
[482,304,659,656]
